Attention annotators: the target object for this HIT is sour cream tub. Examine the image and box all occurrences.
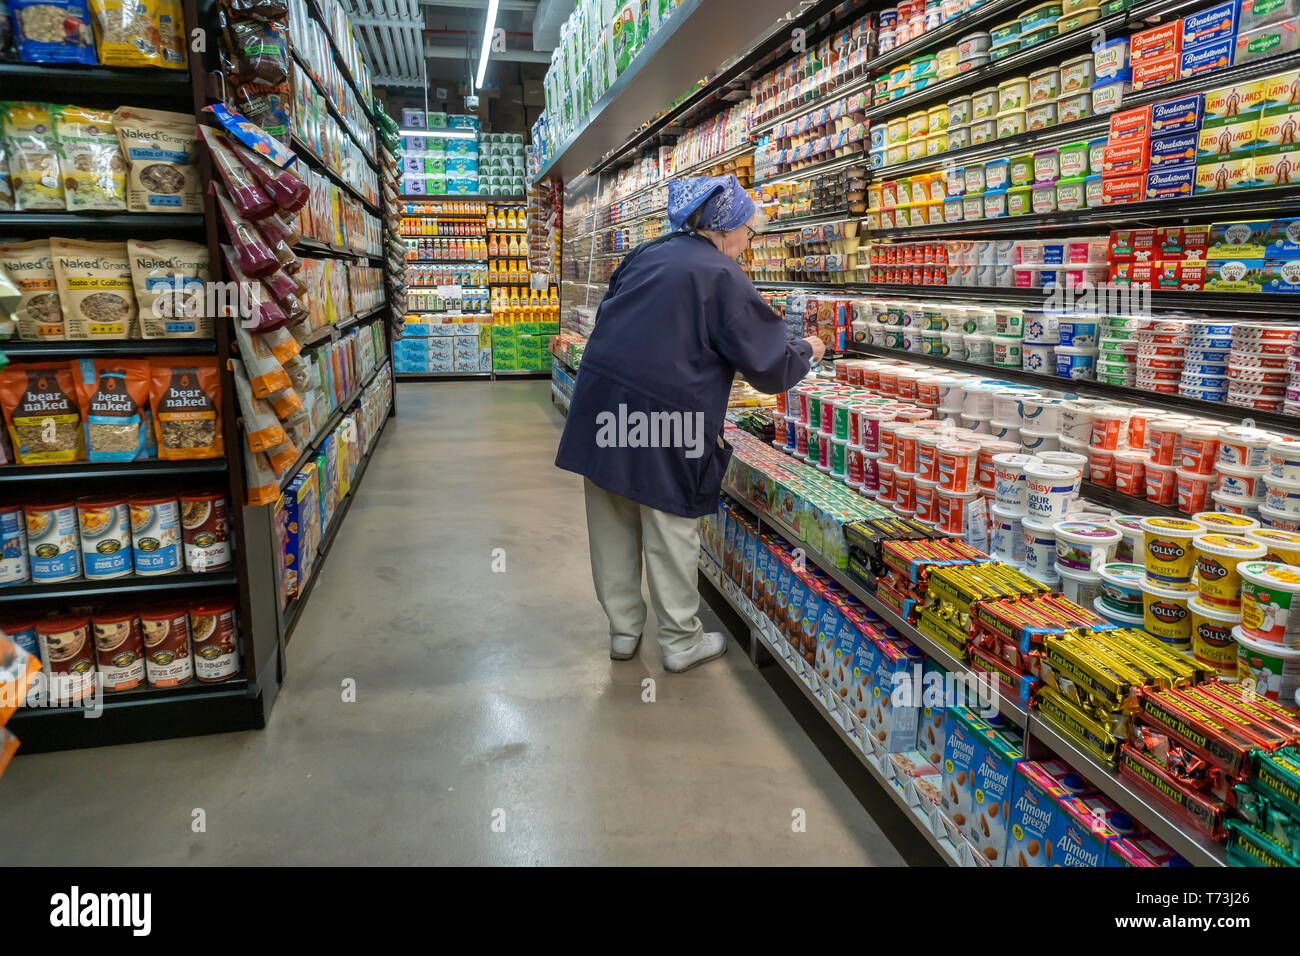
[1058,399,1097,442]
[1088,446,1115,486]
[914,476,941,523]
[1058,562,1103,606]
[1020,396,1064,431]
[1089,406,1130,450]
[1247,527,1300,565]
[993,452,1041,513]
[937,441,980,492]
[1268,440,1300,480]
[990,502,1027,564]
[1218,462,1268,499]
[1020,427,1059,455]
[1099,562,1146,614]
[1214,490,1265,519]
[1142,579,1195,648]
[1176,469,1218,514]
[1188,596,1241,677]
[1055,345,1098,378]
[1233,626,1300,704]
[1144,461,1178,505]
[1021,515,1059,582]
[1264,475,1300,516]
[977,440,1020,489]
[1140,516,1203,588]
[1054,520,1120,571]
[1239,560,1300,648]
[937,487,981,538]
[1024,462,1079,521]
[1218,426,1277,469]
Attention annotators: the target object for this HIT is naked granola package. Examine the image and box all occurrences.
[51,238,137,339]
[0,240,65,340]
[51,105,127,211]
[149,357,223,459]
[0,360,85,464]
[127,239,212,339]
[110,107,201,213]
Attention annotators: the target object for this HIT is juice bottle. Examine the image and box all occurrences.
[487,207,496,230]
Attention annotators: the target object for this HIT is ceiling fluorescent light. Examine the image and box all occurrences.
[475,0,499,89]
[398,128,479,139]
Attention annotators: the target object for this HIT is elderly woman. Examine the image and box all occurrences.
[555,175,826,672]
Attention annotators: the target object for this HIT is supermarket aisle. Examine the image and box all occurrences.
[0,382,928,865]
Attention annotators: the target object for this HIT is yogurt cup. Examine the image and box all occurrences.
[1193,512,1261,535]
[1057,562,1102,607]
[990,502,1027,564]
[1239,560,1300,648]
[1264,475,1300,516]
[1142,579,1195,648]
[1024,463,1079,521]
[1234,625,1300,704]
[1187,596,1241,677]
[1140,516,1203,588]
[1219,462,1269,499]
[1218,426,1276,469]
[1094,594,1146,629]
[1054,520,1120,571]
[1193,533,1266,610]
[1246,527,1300,565]
[1099,562,1145,614]
[1110,516,1145,563]
[1021,515,1059,582]
[1176,469,1218,514]
[993,452,1041,513]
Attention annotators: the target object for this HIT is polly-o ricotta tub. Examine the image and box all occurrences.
[1192,533,1266,610]
[1139,516,1202,588]
[1187,596,1241,677]
[1246,528,1300,566]
[1141,578,1195,648]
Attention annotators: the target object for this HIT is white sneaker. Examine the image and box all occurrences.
[610,633,642,660]
[663,631,728,673]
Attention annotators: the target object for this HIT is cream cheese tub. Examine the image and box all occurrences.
[1094,594,1145,629]
[1058,562,1103,607]
[1239,560,1300,647]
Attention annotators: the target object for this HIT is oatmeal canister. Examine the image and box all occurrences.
[190,599,240,682]
[76,496,132,580]
[0,505,29,586]
[128,494,182,576]
[91,611,145,691]
[181,492,232,571]
[25,502,80,583]
[1139,516,1202,588]
[36,615,97,704]
[140,604,194,687]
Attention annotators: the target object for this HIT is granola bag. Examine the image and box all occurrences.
[149,357,222,459]
[51,238,137,339]
[88,0,164,67]
[73,357,150,460]
[0,360,85,464]
[0,121,13,212]
[3,102,63,210]
[111,107,201,213]
[157,0,187,68]
[127,239,212,339]
[244,448,277,505]
[12,0,96,63]
[0,240,65,340]
[51,104,126,211]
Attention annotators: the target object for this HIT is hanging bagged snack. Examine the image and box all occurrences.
[259,325,300,365]
[51,105,127,211]
[265,385,306,427]
[87,0,163,67]
[110,107,201,213]
[3,102,64,210]
[231,139,307,213]
[149,357,223,459]
[231,321,289,396]
[231,358,286,452]
[127,239,212,339]
[72,358,151,461]
[0,633,41,725]
[51,238,137,340]
[0,240,65,340]
[12,0,96,64]
[199,125,274,220]
[220,242,287,331]
[158,0,188,68]
[264,437,297,473]
[244,448,278,504]
[0,360,85,464]
[215,183,277,278]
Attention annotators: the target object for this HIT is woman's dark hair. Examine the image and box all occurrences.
[685,207,706,232]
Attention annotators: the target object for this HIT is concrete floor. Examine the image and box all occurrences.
[0,382,934,865]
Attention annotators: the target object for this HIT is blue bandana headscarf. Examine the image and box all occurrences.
[666,174,756,233]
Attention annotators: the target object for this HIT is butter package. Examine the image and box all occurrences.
[1242,0,1300,29]
[1093,36,1131,79]
[1205,78,1268,123]
[1206,257,1266,289]
[1102,138,1150,173]
[1151,93,1205,134]
[1183,0,1241,48]
[1150,131,1199,168]
[1182,36,1236,77]
[1235,17,1300,63]
[1254,148,1300,185]
[1156,258,1207,288]
[1264,69,1300,110]
[1265,215,1300,255]
[964,713,1024,865]
[1101,171,1146,204]
[1005,759,1098,867]
[1131,20,1182,59]
[1109,103,1152,140]
[1196,116,1260,158]
[1195,156,1258,191]
[1264,259,1300,290]
[1255,105,1300,154]
[1208,218,1269,256]
[1132,52,1180,90]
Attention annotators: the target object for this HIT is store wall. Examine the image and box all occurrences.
[376,61,546,139]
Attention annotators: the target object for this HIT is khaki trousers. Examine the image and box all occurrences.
[583,478,704,655]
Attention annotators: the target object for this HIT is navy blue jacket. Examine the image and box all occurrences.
[555,230,812,518]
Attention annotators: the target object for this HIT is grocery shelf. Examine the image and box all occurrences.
[870,184,1300,240]
[493,370,552,378]
[395,371,492,380]
[1079,480,1183,518]
[290,46,376,168]
[846,344,1300,435]
[0,458,226,486]
[698,561,963,866]
[1,339,216,358]
[756,152,867,187]
[670,141,756,180]
[2,570,238,607]
[533,0,805,181]
[298,304,387,346]
[280,412,389,643]
[277,358,390,492]
[0,62,194,105]
[304,0,374,126]
[0,212,205,237]
[398,194,527,203]
[721,480,1227,866]
[297,236,383,262]
[290,134,381,216]
[758,210,857,233]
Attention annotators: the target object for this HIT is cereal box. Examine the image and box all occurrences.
[1006,759,1099,867]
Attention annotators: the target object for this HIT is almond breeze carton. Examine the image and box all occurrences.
[941,707,986,845]
[918,657,949,764]
[866,638,923,755]
[1006,759,1099,866]
[1052,794,1142,866]
[964,715,1024,865]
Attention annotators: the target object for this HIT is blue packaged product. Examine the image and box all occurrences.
[1264,258,1300,291]
[1087,137,1110,173]
[11,0,97,63]
[1149,131,1200,168]
[1147,166,1196,198]
[1264,216,1300,256]
[1150,93,1205,135]
[1181,36,1237,77]
[1183,0,1241,48]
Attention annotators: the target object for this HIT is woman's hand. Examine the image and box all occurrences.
[804,335,827,364]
